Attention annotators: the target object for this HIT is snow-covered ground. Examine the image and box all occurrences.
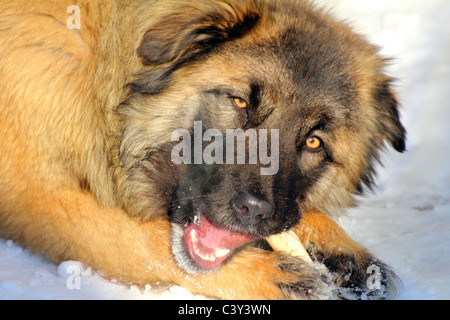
[1,0,449,300]
[317,0,450,300]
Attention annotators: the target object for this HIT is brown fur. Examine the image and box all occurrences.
[0,0,404,299]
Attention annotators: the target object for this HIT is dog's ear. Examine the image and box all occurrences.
[375,80,406,153]
[137,1,260,66]
[130,1,260,95]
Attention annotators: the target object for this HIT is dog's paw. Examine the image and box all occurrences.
[335,257,399,300]
[271,252,335,300]
[309,248,399,300]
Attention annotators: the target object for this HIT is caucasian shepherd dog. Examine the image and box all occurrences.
[0,0,405,299]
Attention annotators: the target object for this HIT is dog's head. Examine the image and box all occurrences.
[118,0,406,274]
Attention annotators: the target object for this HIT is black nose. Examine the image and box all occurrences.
[233,192,274,225]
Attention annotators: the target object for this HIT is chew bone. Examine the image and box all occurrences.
[266,230,313,263]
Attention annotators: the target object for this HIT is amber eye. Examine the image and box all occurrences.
[233,97,248,109]
[306,136,322,150]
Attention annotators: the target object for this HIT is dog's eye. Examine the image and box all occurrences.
[305,136,322,151]
[232,97,248,109]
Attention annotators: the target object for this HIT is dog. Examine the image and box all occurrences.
[0,0,405,299]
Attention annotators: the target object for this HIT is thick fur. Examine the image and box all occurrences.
[0,0,405,299]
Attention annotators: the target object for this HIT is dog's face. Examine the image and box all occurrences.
[118,0,406,274]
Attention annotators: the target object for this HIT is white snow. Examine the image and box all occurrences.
[1,0,449,300]
[316,0,450,300]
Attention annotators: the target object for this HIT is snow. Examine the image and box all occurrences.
[1,0,449,300]
[316,0,450,300]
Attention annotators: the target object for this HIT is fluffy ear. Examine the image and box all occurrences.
[375,80,407,153]
[137,1,260,66]
[130,1,260,95]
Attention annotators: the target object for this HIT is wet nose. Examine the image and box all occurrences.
[233,192,274,225]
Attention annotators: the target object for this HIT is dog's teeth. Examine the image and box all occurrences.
[206,253,216,262]
[194,246,202,258]
[193,242,207,261]
[214,247,230,258]
[197,249,217,262]
[191,230,202,258]
[190,229,199,243]
[189,229,230,262]
[190,229,216,262]
[193,214,201,225]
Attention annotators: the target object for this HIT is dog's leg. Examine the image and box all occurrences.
[294,211,399,299]
[1,187,329,299]
[0,188,177,286]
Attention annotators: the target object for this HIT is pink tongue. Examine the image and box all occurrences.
[184,215,259,270]
[196,216,257,250]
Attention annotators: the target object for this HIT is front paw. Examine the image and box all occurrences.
[271,252,334,300]
[310,248,399,300]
